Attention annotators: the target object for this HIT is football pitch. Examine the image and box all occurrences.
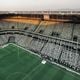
[0,44,80,80]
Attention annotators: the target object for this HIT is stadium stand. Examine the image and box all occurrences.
[73,24,80,42]
[0,17,80,73]
[29,38,45,53]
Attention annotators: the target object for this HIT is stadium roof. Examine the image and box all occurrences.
[0,11,80,15]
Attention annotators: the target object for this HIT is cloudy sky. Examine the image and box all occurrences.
[0,0,79,11]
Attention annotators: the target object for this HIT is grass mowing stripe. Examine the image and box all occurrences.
[30,63,58,80]
[62,71,80,80]
[6,72,26,80]
[22,63,42,80]
[62,73,76,80]
[24,64,46,80]
[49,62,80,80]
[52,69,65,80]
[0,53,18,71]
[40,64,61,80]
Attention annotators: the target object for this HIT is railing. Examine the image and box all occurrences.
[0,30,80,49]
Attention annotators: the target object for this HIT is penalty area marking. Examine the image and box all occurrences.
[41,60,46,64]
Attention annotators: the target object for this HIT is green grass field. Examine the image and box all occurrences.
[0,44,80,80]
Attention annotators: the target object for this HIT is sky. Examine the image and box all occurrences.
[0,0,80,11]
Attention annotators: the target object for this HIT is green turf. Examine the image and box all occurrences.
[0,44,80,80]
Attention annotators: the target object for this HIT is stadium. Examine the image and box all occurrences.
[0,11,80,80]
